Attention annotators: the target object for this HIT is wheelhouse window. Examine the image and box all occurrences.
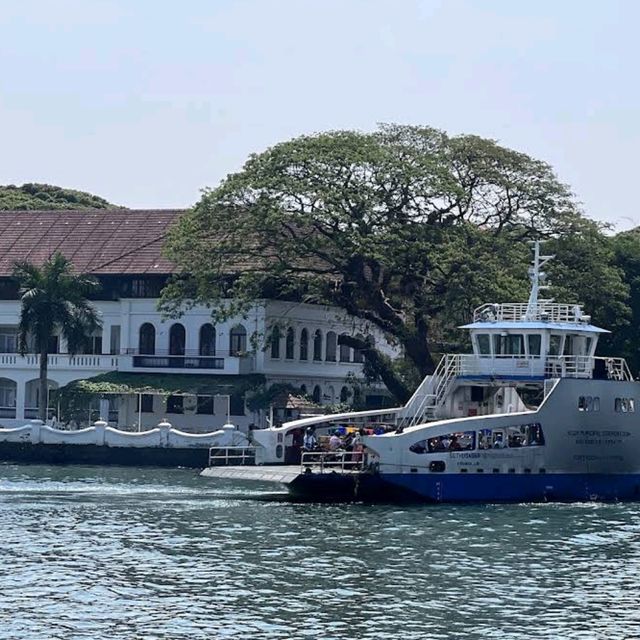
[476,334,491,356]
[527,334,541,356]
[493,334,524,356]
[585,337,593,356]
[563,335,575,356]
[549,334,563,356]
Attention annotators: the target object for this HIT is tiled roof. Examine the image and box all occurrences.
[0,209,184,276]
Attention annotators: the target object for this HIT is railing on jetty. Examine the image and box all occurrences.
[208,447,256,466]
[300,450,366,474]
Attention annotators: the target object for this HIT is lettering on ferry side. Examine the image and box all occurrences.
[567,429,631,446]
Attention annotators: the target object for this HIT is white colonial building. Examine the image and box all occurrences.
[0,209,395,431]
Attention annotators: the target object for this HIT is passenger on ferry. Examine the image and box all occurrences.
[302,428,318,451]
[329,431,342,451]
[449,436,462,451]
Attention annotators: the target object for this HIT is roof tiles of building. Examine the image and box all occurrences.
[0,209,184,276]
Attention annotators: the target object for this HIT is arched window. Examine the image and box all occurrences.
[0,378,17,418]
[300,384,307,396]
[313,330,323,361]
[199,324,216,356]
[270,326,281,359]
[229,324,247,356]
[339,333,351,362]
[139,323,156,355]
[169,323,186,356]
[325,331,337,362]
[312,385,322,404]
[353,333,365,363]
[299,329,309,360]
[326,386,335,403]
[285,327,295,360]
[340,386,350,403]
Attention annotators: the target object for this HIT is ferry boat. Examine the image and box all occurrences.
[244,242,640,502]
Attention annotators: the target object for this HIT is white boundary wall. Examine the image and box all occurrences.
[0,421,250,449]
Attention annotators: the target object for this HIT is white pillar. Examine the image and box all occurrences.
[15,380,25,422]
[99,398,110,422]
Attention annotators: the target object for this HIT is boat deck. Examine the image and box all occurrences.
[200,464,360,485]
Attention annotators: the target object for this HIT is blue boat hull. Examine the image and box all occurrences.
[381,472,640,503]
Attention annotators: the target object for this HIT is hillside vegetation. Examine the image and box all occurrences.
[0,183,116,210]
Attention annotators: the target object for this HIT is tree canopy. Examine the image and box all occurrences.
[162,124,630,401]
[0,183,115,210]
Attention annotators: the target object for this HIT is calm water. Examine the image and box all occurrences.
[1,465,640,640]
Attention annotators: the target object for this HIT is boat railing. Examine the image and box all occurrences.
[300,450,366,474]
[208,446,257,466]
[452,354,632,381]
[473,302,588,323]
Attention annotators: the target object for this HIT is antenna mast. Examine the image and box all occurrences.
[525,241,554,320]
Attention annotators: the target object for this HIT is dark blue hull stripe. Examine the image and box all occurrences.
[382,473,640,502]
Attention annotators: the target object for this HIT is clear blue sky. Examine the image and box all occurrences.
[1,0,638,229]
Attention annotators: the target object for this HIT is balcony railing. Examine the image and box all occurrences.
[132,355,225,370]
[0,353,119,369]
[123,348,251,371]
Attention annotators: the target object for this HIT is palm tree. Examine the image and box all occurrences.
[13,252,101,422]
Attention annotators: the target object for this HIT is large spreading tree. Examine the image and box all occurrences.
[162,124,628,401]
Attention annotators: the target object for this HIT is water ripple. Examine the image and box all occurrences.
[1,464,640,639]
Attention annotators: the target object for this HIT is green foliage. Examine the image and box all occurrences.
[245,382,298,412]
[162,124,622,401]
[606,230,640,374]
[13,252,102,355]
[13,252,102,421]
[0,183,116,210]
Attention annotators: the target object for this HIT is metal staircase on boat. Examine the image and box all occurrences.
[397,354,461,428]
